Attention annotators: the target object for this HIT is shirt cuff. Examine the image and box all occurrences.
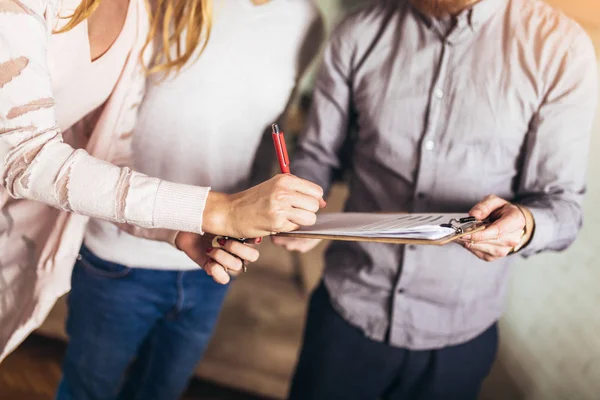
[152,180,211,234]
[518,206,556,257]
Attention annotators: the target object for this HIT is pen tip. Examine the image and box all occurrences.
[272,123,280,134]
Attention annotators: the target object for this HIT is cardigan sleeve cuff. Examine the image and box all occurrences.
[152,180,211,234]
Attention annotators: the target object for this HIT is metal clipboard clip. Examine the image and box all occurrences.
[440,216,483,235]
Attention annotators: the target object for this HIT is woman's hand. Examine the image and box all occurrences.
[202,174,326,238]
[175,233,261,284]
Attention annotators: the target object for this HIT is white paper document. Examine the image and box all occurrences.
[293,213,473,240]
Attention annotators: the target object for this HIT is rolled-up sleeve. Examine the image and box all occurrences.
[518,31,598,256]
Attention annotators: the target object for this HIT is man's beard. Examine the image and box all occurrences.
[410,0,479,18]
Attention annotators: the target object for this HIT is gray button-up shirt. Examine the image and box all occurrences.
[292,0,598,349]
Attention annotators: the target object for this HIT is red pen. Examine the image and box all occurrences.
[272,123,290,174]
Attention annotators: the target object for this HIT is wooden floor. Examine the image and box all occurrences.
[0,335,268,400]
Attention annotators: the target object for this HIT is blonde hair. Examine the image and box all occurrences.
[56,0,212,75]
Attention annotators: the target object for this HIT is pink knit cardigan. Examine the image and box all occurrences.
[0,0,210,360]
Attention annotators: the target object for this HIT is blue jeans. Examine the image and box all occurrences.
[56,245,229,400]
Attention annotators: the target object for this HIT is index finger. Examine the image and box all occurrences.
[223,240,260,263]
[286,175,325,202]
[470,214,521,242]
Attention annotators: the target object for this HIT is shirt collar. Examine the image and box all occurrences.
[411,0,506,33]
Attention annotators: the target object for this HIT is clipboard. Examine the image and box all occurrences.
[276,214,488,246]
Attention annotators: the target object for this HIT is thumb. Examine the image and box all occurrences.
[469,195,507,220]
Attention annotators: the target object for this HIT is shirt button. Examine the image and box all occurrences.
[417,192,426,199]
[398,288,405,294]
[408,245,416,251]
[424,140,435,151]
[434,88,445,99]
[76,254,82,261]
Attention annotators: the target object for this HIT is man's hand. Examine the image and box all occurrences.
[460,195,534,262]
[271,236,322,253]
[175,232,261,284]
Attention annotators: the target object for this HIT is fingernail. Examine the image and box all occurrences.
[256,237,263,244]
[217,239,226,246]
[463,235,471,240]
[206,247,213,253]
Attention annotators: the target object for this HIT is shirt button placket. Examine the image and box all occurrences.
[414,42,451,213]
[391,44,453,345]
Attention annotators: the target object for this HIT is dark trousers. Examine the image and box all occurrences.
[289,283,498,400]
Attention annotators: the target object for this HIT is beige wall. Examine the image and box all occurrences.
[545,0,600,30]
[302,1,600,399]
[480,28,600,400]
[480,2,600,399]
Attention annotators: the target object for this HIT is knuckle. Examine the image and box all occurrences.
[491,248,503,258]
[233,258,243,270]
[225,260,239,272]
[491,247,504,257]
[267,208,281,223]
[277,174,291,186]
[507,238,520,247]
[269,191,283,205]
[271,216,286,232]
[223,241,234,252]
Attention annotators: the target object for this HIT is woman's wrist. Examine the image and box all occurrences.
[202,191,233,235]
